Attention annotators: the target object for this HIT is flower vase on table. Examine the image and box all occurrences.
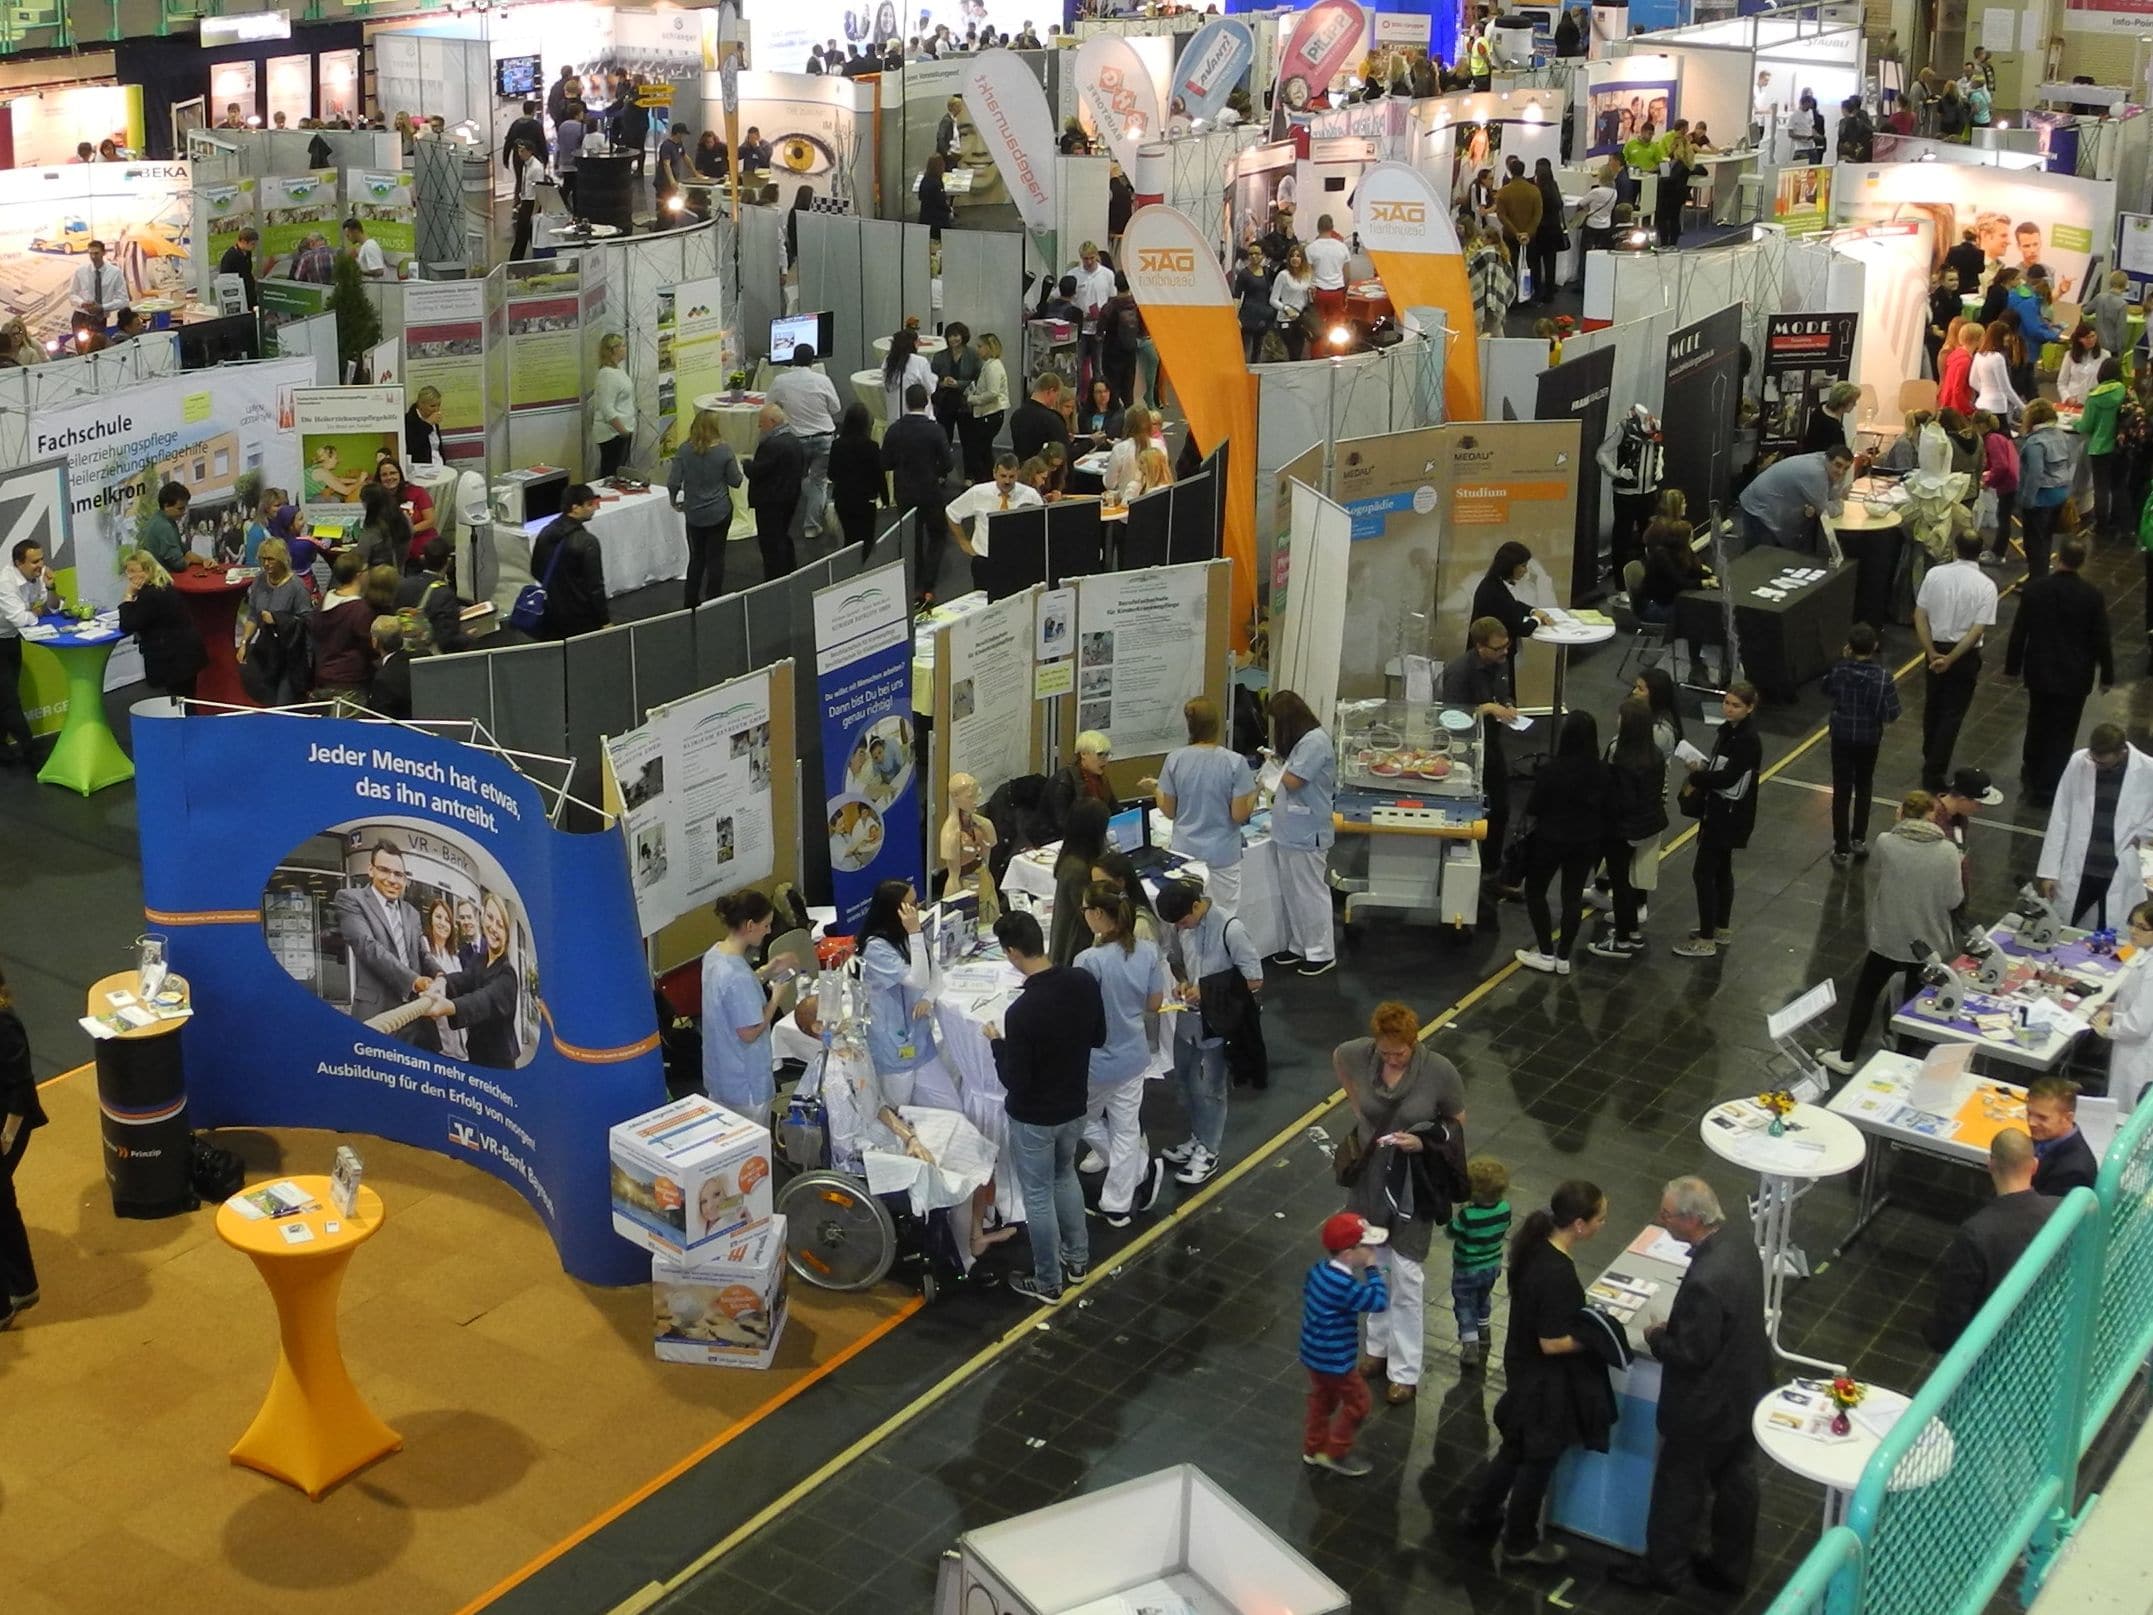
[1757,1088,1797,1137]
[1827,1375,1865,1436]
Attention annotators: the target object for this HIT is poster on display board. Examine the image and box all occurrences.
[257,171,337,273]
[0,161,193,336]
[259,279,331,354]
[1331,435,1443,701]
[1175,16,1256,120]
[1534,345,1615,605]
[1760,312,1859,457]
[1,457,78,741]
[1661,305,1743,521]
[1585,80,1675,155]
[504,256,584,411]
[1837,163,2110,302]
[944,593,1035,799]
[403,279,488,438]
[22,357,312,729]
[1773,166,1832,236]
[814,562,924,931]
[2063,0,2153,32]
[295,385,404,534]
[664,276,729,457]
[1075,566,1209,759]
[2117,213,2153,294]
[198,180,258,290]
[604,669,778,938]
[133,711,664,1286]
[613,6,717,72]
[348,170,415,264]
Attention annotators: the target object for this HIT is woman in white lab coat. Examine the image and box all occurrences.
[2037,732,2153,929]
[2093,900,2153,1112]
[1268,690,1337,976]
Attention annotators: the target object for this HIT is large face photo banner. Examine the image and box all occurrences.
[1837,163,2113,302]
[135,711,664,1284]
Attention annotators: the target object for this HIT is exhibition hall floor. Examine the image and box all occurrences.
[3,532,2149,1615]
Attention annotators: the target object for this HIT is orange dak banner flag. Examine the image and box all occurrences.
[1121,205,1258,645]
[1352,161,1482,422]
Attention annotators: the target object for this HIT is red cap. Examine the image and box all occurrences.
[1321,1211,1388,1253]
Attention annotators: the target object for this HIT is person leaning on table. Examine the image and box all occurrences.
[1924,1128,2054,1352]
[1734,444,1852,554]
[1820,790,1963,1076]
[1610,1176,1769,1597]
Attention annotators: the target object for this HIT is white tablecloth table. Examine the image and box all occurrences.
[933,954,1029,1226]
[525,485,686,597]
[690,391,770,461]
[1701,1097,1867,1373]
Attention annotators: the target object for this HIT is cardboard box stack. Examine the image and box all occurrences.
[609,1095,786,1368]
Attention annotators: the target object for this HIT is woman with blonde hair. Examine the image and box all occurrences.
[1971,320,2023,417]
[938,771,999,899]
[1145,696,1257,917]
[962,331,1009,482]
[117,549,205,703]
[592,332,635,477]
[420,887,526,1068]
[0,316,41,367]
[239,536,314,704]
[1271,243,1314,360]
[1105,405,1153,495]
[1121,445,1171,506]
[667,406,743,609]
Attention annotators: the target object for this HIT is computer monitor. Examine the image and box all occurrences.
[1106,804,1146,854]
[770,310,835,363]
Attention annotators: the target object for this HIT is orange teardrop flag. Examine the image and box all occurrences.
[1353,160,1482,422]
[1122,204,1258,646]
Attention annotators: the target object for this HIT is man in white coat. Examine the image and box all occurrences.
[2037,724,2153,930]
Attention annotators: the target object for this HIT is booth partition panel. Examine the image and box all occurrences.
[980,507,1049,600]
[1046,501,1105,586]
[801,212,869,397]
[409,653,496,737]
[629,609,700,714]
[858,218,910,364]
[563,623,640,814]
[939,231,1027,370]
[1119,488,1171,574]
[479,639,570,762]
[1166,454,1223,568]
[694,593,753,689]
[728,208,785,372]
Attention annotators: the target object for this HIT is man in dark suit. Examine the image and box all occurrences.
[530,483,610,639]
[1009,371,1072,464]
[881,381,956,600]
[1610,1176,1771,1596]
[745,403,806,584]
[2027,1076,2099,1196]
[501,99,548,172]
[1925,1128,2057,1350]
[2004,536,2113,807]
[216,226,259,311]
[331,839,439,1051]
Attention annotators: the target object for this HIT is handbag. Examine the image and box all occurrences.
[1332,1126,1368,1187]
[509,525,571,631]
[1677,779,1708,818]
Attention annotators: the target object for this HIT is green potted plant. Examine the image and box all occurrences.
[327,252,381,376]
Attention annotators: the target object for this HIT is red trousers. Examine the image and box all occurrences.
[1309,286,1348,332]
[1303,1367,1370,1458]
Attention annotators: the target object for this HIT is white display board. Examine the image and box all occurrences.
[1273,480,1353,728]
[1075,563,1210,759]
[605,669,779,937]
[1834,161,2116,303]
[942,589,1036,800]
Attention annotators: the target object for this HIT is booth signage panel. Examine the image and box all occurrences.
[1660,305,1743,520]
[134,711,664,1285]
[1176,17,1256,120]
[813,562,924,931]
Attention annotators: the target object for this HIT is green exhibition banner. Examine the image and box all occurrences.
[350,170,416,261]
[259,171,337,267]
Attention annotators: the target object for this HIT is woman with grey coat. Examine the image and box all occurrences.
[668,408,744,610]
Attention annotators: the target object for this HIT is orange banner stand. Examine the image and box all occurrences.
[1353,160,1483,422]
[1122,204,1259,648]
[216,1175,402,1499]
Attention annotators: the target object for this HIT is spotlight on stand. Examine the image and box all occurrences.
[665,193,687,213]
[1618,226,1654,251]
[1326,323,1354,352]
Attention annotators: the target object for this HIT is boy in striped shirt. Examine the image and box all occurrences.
[1447,1156,1513,1371]
[1301,1211,1390,1477]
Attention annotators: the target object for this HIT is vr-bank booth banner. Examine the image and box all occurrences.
[133,709,665,1286]
[814,561,925,932]
[1660,303,1743,529]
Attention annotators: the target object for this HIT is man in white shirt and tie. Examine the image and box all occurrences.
[766,344,845,541]
[0,538,59,765]
[1914,527,2000,792]
[67,239,129,315]
[947,453,1044,563]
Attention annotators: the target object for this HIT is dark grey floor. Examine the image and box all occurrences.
[8,497,2146,1615]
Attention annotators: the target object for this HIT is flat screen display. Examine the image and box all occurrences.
[770,310,835,362]
[496,55,542,98]
[1106,805,1146,853]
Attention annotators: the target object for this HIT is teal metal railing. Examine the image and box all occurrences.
[1766,1093,2153,1614]
[1758,1526,1863,1615]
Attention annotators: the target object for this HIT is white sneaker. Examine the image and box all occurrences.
[1819,1051,1857,1076]
[1514,948,1560,975]
[1638,904,1650,924]
[1583,888,1614,912]
[1079,1149,1107,1174]
[1174,1147,1220,1185]
[1161,1139,1197,1165]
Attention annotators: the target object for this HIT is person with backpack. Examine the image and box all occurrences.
[393,536,469,654]
[1332,1000,1468,1407]
[1100,272,1143,402]
[527,483,609,639]
[1835,96,1873,163]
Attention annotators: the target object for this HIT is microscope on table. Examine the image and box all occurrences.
[1908,938,1971,1020]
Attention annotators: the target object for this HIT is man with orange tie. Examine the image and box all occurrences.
[948,453,1044,584]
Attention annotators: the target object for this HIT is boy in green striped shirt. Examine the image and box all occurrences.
[1446,1155,1512,1371]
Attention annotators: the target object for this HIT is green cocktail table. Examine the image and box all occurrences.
[28,613,134,796]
